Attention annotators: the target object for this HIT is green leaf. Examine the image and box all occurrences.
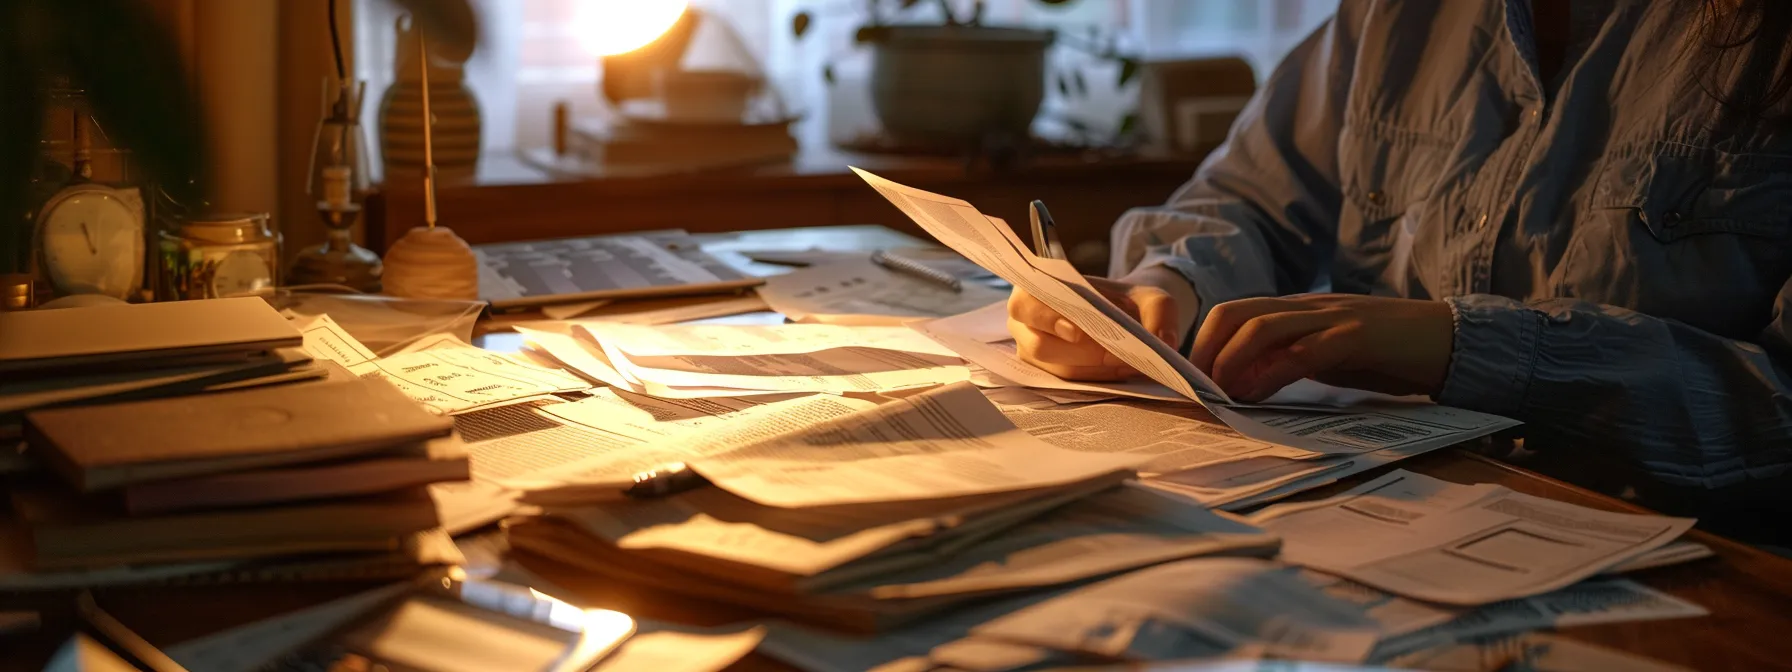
[792,11,812,39]
[1118,112,1138,136]
[823,63,836,85]
[1055,73,1070,97]
[1117,57,1141,87]
[1073,69,1088,96]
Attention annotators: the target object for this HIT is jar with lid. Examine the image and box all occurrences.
[156,212,281,300]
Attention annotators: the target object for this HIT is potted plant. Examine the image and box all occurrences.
[792,0,1140,150]
[0,0,474,297]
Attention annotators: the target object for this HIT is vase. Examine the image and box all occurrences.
[868,25,1052,148]
[379,16,482,185]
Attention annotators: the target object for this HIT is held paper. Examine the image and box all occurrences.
[853,167,1227,404]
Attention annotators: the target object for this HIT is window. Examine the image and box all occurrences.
[354,0,1338,180]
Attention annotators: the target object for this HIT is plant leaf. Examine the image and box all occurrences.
[1055,73,1070,97]
[1073,69,1088,96]
[823,63,836,85]
[1118,112,1138,137]
[792,11,812,39]
[1117,57,1141,87]
[41,0,207,209]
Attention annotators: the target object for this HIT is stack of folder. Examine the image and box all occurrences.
[11,378,467,571]
[0,298,338,443]
[0,298,471,578]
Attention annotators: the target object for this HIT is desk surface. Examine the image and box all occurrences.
[5,225,1792,671]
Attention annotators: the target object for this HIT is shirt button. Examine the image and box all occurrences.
[1529,107,1541,119]
[1367,190,1385,204]
[1475,213,1489,230]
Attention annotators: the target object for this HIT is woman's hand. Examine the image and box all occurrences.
[1008,277,1181,381]
[1192,295,1455,401]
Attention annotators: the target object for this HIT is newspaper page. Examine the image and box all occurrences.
[915,319,1187,403]
[1368,577,1706,661]
[757,258,1008,326]
[518,327,788,400]
[1251,470,1696,605]
[967,558,1384,663]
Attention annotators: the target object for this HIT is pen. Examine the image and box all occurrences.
[1029,200,1067,261]
[517,461,712,506]
[871,249,963,293]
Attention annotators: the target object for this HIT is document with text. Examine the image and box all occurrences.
[1250,470,1695,605]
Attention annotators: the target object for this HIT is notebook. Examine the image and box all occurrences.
[122,436,471,515]
[0,298,301,377]
[474,231,762,310]
[25,378,454,492]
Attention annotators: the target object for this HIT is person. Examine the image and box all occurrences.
[1007,0,1792,541]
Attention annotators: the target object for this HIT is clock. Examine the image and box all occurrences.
[34,184,145,300]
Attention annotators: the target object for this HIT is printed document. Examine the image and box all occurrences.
[298,315,588,414]
[757,258,1008,325]
[854,167,1228,404]
[967,558,1384,663]
[576,321,973,395]
[1366,576,1706,660]
[1251,470,1695,605]
[507,382,1144,508]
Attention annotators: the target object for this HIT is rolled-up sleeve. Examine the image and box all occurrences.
[1437,291,1792,490]
[1111,1,1364,348]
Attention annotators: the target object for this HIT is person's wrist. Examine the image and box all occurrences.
[1121,265,1200,347]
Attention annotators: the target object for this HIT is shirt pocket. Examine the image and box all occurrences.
[1578,143,1792,338]
[1336,121,1455,291]
[1591,144,1792,243]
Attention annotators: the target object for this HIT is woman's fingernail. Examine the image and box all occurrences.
[1053,319,1080,342]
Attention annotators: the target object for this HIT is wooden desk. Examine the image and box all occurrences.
[7,449,1786,671]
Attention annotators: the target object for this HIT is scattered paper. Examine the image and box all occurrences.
[295,313,380,367]
[166,582,413,672]
[968,558,1383,664]
[577,321,972,396]
[566,294,772,326]
[987,387,1304,476]
[1252,470,1696,605]
[351,337,590,415]
[758,258,1007,326]
[915,321,1186,403]
[1370,577,1706,660]
[1383,632,1693,672]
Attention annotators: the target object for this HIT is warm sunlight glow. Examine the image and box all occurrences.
[574,0,689,57]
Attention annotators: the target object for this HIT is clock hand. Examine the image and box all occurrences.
[80,222,97,254]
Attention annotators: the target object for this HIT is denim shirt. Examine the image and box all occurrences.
[1108,0,1792,491]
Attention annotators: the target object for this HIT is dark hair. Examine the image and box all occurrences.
[1696,0,1792,123]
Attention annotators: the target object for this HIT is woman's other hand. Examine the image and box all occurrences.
[1191,294,1454,402]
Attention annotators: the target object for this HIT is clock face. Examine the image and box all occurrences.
[39,188,144,299]
[209,250,274,298]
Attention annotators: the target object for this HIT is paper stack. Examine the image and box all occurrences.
[494,382,1280,630]
[9,378,468,573]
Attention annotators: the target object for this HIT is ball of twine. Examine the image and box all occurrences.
[381,226,479,301]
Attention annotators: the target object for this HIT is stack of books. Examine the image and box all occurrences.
[565,109,798,176]
[0,298,339,443]
[9,378,466,572]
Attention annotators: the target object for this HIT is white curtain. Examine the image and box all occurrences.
[354,0,1338,174]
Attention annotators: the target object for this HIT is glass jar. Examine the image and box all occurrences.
[156,212,282,300]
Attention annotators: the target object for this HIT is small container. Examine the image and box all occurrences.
[157,212,282,300]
